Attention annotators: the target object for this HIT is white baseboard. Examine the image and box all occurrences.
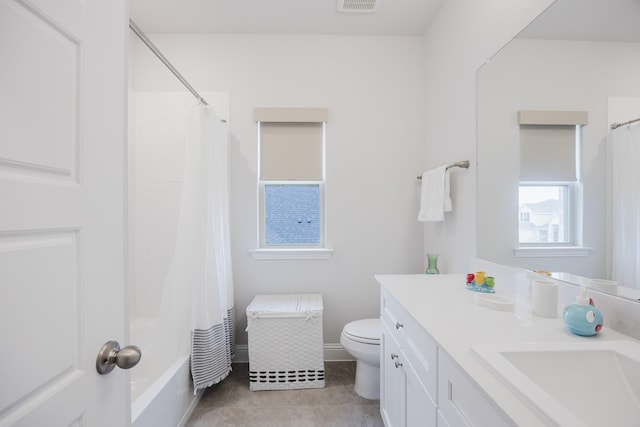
[323,343,354,361]
[234,345,249,363]
[233,343,354,363]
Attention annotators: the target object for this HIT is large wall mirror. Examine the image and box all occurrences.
[477,0,640,299]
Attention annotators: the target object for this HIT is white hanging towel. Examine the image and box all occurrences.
[417,165,452,222]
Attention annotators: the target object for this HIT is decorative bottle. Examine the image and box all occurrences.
[425,253,440,274]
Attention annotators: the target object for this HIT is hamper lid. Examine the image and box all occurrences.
[246,293,323,318]
[343,318,380,342]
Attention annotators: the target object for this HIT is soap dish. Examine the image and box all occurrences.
[473,293,515,311]
[466,280,495,294]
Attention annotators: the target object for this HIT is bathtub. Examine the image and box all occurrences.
[131,355,201,427]
[130,318,201,427]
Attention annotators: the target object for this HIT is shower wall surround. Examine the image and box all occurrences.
[129,91,229,399]
[130,92,229,321]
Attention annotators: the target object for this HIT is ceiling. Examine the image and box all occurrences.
[517,0,640,42]
[129,0,446,35]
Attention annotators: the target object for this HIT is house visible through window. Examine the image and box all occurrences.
[517,110,587,247]
[518,184,570,243]
[255,108,328,250]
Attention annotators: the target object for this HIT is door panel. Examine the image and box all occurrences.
[0,0,128,425]
[0,0,78,177]
[0,231,79,411]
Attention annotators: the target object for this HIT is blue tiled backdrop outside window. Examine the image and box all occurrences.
[265,184,320,245]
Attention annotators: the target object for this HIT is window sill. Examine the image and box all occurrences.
[250,248,334,260]
[513,246,592,258]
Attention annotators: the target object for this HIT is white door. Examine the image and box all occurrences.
[0,0,129,426]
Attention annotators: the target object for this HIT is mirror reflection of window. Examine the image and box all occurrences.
[518,184,570,244]
[517,112,586,248]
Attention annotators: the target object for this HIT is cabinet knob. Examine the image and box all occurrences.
[394,359,403,369]
[395,321,404,329]
[390,353,399,360]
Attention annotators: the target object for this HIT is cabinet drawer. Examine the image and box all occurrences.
[381,288,437,399]
[437,349,512,427]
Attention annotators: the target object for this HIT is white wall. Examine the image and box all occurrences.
[131,34,426,347]
[421,0,555,274]
[477,39,640,278]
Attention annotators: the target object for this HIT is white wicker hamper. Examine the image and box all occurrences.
[246,293,325,391]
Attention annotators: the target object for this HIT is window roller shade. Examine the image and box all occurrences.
[518,110,587,182]
[519,125,577,181]
[260,122,323,181]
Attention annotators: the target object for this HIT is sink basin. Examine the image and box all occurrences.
[472,340,640,427]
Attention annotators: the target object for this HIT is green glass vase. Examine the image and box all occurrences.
[425,253,440,274]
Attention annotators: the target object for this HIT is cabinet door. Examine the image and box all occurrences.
[437,409,451,427]
[404,351,437,427]
[438,350,512,427]
[381,320,405,427]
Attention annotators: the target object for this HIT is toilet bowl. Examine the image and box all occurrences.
[340,318,380,400]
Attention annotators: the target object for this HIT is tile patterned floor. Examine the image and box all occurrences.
[186,362,384,427]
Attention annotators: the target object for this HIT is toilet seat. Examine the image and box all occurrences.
[342,318,380,345]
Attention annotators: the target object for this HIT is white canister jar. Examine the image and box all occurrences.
[531,280,559,318]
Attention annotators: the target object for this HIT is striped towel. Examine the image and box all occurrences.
[191,307,236,392]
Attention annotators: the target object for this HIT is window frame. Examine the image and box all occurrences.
[514,113,591,258]
[252,118,332,260]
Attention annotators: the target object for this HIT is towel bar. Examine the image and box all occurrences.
[417,160,470,179]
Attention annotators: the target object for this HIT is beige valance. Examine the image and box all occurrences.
[255,108,328,123]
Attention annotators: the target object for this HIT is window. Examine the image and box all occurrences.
[253,108,331,259]
[264,183,321,245]
[518,184,572,244]
[517,111,587,249]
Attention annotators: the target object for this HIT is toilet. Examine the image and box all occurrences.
[340,318,380,400]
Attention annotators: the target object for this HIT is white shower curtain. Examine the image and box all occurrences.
[611,122,640,289]
[165,103,235,393]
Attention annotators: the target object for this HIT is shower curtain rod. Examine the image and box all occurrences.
[610,117,640,130]
[129,19,209,106]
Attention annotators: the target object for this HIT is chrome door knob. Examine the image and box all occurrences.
[96,340,142,375]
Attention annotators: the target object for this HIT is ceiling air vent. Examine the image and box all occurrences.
[337,0,379,13]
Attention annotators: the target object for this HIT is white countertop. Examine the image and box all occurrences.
[376,273,638,427]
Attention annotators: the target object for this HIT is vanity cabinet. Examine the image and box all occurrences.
[437,350,511,427]
[380,288,437,427]
[380,286,511,427]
